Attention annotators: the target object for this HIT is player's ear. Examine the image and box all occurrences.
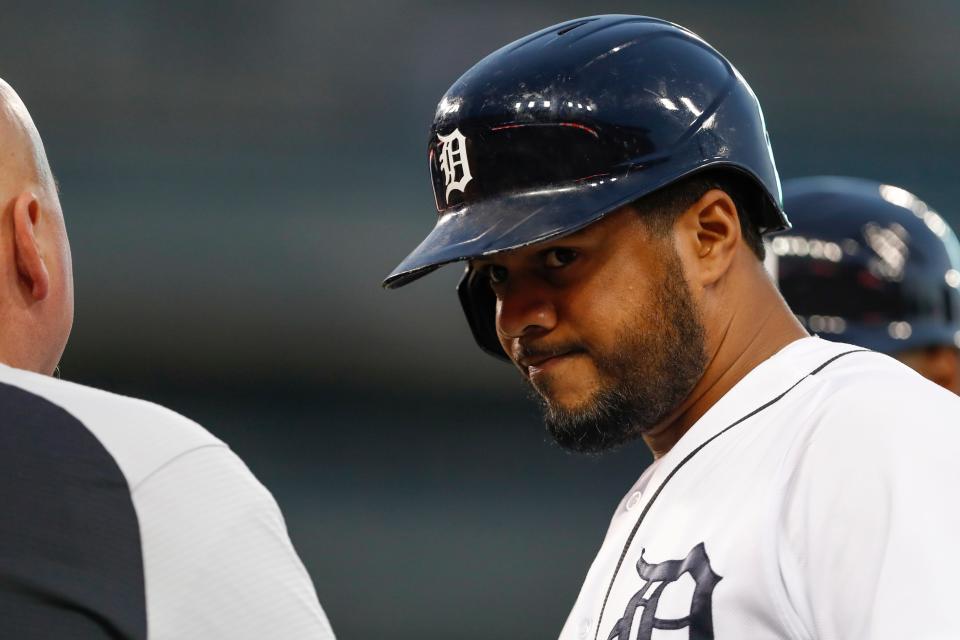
[676,188,740,287]
[12,191,50,301]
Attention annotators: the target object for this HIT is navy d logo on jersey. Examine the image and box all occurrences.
[607,542,722,640]
[436,128,472,203]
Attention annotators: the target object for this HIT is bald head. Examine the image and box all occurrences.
[0,78,73,374]
[0,81,57,200]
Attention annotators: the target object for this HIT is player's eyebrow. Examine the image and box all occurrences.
[472,226,600,266]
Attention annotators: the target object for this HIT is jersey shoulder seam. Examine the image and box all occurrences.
[130,443,230,494]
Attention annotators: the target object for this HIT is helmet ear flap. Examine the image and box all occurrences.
[457,267,510,361]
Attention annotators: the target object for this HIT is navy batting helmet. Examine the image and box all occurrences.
[775,176,960,354]
[384,15,788,359]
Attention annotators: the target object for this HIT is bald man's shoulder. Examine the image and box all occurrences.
[0,363,336,640]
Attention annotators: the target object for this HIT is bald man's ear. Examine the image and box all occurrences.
[678,188,740,288]
[12,192,49,301]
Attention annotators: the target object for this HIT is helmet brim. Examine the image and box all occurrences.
[383,179,622,289]
[383,160,782,289]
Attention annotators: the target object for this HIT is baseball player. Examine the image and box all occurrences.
[0,79,335,638]
[775,176,960,394]
[385,15,960,640]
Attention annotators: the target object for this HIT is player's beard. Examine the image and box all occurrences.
[527,247,707,454]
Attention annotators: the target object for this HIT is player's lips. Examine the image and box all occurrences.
[517,349,584,377]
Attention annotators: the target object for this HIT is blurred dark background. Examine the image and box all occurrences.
[1,1,957,637]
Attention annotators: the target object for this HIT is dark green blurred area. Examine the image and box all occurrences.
[1,1,957,637]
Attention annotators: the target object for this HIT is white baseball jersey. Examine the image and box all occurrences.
[560,336,960,640]
[0,363,335,639]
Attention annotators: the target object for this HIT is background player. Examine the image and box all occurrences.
[385,15,960,639]
[774,175,960,393]
[0,78,335,638]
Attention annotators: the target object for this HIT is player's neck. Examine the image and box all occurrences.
[642,273,807,459]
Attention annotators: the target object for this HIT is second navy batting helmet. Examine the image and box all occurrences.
[384,15,787,359]
[775,176,960,354]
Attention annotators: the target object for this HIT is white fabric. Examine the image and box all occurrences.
[0,365,335,639]
[559,336,960,640]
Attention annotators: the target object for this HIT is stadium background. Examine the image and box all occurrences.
[1,1,957,637]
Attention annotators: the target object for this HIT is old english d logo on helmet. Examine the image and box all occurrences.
[436,128,473,204]
[384,15,788,359]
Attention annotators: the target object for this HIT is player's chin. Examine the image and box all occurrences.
[529,361,602,411]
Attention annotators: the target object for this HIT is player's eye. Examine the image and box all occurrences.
[544,248,578,268]
[485,264,509,285]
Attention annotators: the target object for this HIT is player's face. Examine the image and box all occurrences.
[472,207,707,452]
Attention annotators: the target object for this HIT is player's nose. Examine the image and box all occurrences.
[495,275,558,344]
